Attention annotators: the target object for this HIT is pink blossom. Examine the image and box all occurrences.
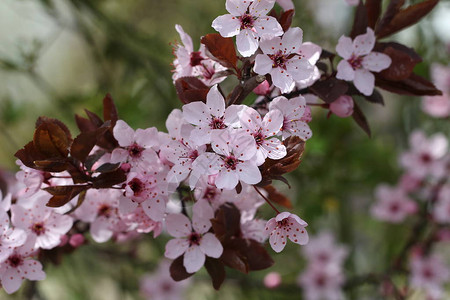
[410,254,450,300]
[121,206,162,236]
[296,42,322,89]
[182,85,243,146]
[329,95,354,118]
[212,0,283,57]
[265,212,308,253]
[336,28,391,96]
[433,185,450,224]
[241,218,268,243]
[264,272,282,289]
[0,209,27,263]
[239,106,286,165]
[173,25,227,86]
[370,184,417,223]
[268,95,312,140]
[298,264,345,300]
[164,201,223,273]
[422,64,450,118]
[399,131,448,179]
[398,173,422,193]
[11,194,73,250]
[69,234,85,248]
[140,260,190,300]
[194,129,261,190]
[302,231,348,267]
[253,80,271,96]
[111,120,160,171]
[254,27,315,93]
[0,236,45,294]
[14,161,44,199]
[276,0,294,11]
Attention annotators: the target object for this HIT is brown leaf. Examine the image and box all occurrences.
[92,168,126,189]
[15,141,46,169]
[75,114,97,133]
[34,160,69,172]
[241,239,274,271]
[309,78,349,103]
[204,258,226,290]
[352,101,371,137]
[350,1,369,39]
[263,185,293,209]
[44,185,89,207]
[279,9,295,32]
[201,33,237,71]
[366,0,382,29]
[102,93,118,126]
[375,73,442,96]
[376,43,422,81]
[375,0,405,37]
[170,256,195,281]
[33,119,72,158]
[211,203,241,242]
[376,0,439,39]
[70,125,110,163]
[175,77,210,104]
[220,248,249,274]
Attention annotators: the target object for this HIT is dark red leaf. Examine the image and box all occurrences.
[170,256,195,281]
[95,163,120,173]
[35,117,72,142]
[33,119,72,158]
[366,0,382,29]
[220,248,249,274]
[91,168,126,189]
[375,73,442,96]
[376,44,422,81]
[75,114,97,133]
[175,77,210,104]
[65,190,87,215]
[44,185,89,207]
[375,0,405,37]
[263,185,293,209]
[352,101,371,137]
[211,203,241,242]
[84,109,103,128]
[102,93,118,126]
[204,258,226,290]
[279,9,295,32]
[350,1,369,39]
[364,89,384,105]
[309,78,349,103]
[241,239,274,271]
[33,160,69,172]
[201,33,237,71]
[376,0,439,39]
[15,141,46,169]
[70,125,110,163]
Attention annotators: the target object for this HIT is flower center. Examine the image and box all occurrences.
[188,232,202,246]
[315,274,327,287]
[269,51,288,69]
[203,186,218,201]
[190,51,204,66]
[277,218,289,227]
[252,130,265,146]
[188,150,199,161]
[239,14,255,30]
[422,268,434,279]
[223,156,238,170]
[390,203,400,213]
[348,54,363,70]
[31,222,46,236]
[8,254,23,268]
[128,143,144,158]
[209,117,226,129]
[128,178,144,196]
[420,153,432,164]
[98,204,112,218]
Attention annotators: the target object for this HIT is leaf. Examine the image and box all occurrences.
[375,73,442,96]
[95,162,120,173]
[211,203,241,242]
[15,141,46,169]
[350,1,369,39]
[175,77,210,104]
[220,248,249,274]
[241,239,274,271]
[70,125,110,163]
[364,89,384,105]
[377,44,422,81]
[263,185,293,209]
[33,119,72,158]
[279,9,295,32]
[75,114,97,133]
[366,0,382,29]
[102,93,118,126]
[204,258,226,290]
[309,78,348,103]
[352,101,371,137]
[84,109,103,128]
[85,150,107,171]
[65,190,87,215]
[376,0,439,39]
[201,33,237,71]
[170,256,194,281]
[44,185,89,207]
[375,0,405,37]
[33,159,69,172]
[91,168,126,189]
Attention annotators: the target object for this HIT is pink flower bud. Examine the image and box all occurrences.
[264,272,282,289]
[253,80,271,96]
[330,95,354,118]
[69,234,85,248]
[59,234,69,247]
[120,163,131,173]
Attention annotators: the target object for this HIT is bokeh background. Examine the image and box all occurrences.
[0,0,449,299]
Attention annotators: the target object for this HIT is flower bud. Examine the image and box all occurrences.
[330,95,354,118]
[264,272,282,289]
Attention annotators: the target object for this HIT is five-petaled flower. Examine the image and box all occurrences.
[265,212,309,252]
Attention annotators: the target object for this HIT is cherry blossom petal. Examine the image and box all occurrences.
[362,52,392,72]
[335,35,353,60]
[165,213,192,238]
[175,24,193,52]
[263,139,287,160]
[276,0,295,11]
[271,68,295,93]
[215,170,239,190]
[232,134,257,160]
[224,104,246,126]
[236,29,259,57]
[142,197,166,222]
[167,163,191,184]
[90,217,113,243]
[287,223,309,245]
[199,233,223,258]
[259,37,282,54]
[254,54,274,75]
[287,120,312,140]
[336,60,355,81]
[253,17,283,38]
[354,68,375,96]
[113,120,135,147]
[183,101,209,126]
[353,28,375,56]
[184,245,206,273]
[238,161,262,185]
[250,0,276,17]
[206,85,226,117]
[110,148,129,164]
[262,109,284,136]
[226,0,249,16]
[212,14,241,37]
[22,260,46,281]
[1,268,23,294]
[118,197,138,215]
[269,229,287,253]
[135,127,158,148]
[164,238,190,259]
[298,42,322,65]
[286,58,313,81]
[281,27,303,53]
[265,218,277,233]
[192,200,214,234]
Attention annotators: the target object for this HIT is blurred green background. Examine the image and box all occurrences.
[0,0,449,299]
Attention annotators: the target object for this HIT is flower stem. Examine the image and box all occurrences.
[253,186,280,214]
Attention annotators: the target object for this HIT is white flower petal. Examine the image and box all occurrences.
[184,245,206,273]
[362,52,392,72]
[212,14,241,37]
[200,233,223,258]
[336,60,355,81]
[354,68,375,96]
[165,213,192,238]
[165,238,189,259]
[236,29,259,57]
